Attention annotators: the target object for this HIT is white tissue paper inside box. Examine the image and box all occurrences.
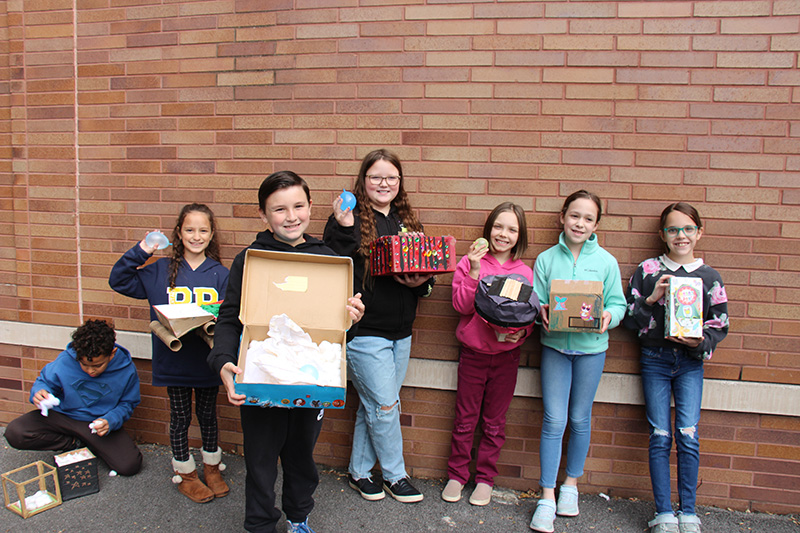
[54,448,94,467]
[244,314,342,387]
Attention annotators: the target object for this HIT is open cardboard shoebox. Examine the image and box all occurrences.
[234,249,353,408]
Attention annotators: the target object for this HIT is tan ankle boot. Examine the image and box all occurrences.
[201,448,230,498]
[172,457,215,503]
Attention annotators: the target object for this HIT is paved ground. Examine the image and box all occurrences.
[1,428,798,532]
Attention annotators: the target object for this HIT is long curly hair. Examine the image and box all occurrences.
[168,203,221,289]
[72,319,116,362]
[352,149,423,260]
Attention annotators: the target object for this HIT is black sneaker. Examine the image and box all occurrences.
[348,474,385,501]
[383,478,424,503]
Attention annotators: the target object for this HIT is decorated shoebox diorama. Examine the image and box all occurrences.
[548,280,604,333]
[369,234,457,276]
[234,249,353,409]
[54,447,99,501]
[665,277,703,338]
[2,461,62,518]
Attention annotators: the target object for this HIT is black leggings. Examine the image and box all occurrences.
[167,386,219,461]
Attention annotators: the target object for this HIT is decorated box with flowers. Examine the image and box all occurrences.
[665,277,703,338]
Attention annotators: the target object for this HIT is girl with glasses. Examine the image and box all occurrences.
[623,202,729,533]
[324,149,434,504]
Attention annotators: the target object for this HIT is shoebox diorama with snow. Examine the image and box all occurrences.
[664,277,703,338]
[369,234,457,276]
[548,279,604,333]
[234,249,353,409]
[54,447,99,501]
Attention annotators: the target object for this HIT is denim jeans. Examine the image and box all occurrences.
[539,345,606,489]
[346,335,411,483]
[640,345,704,516]
[447,345,520,486]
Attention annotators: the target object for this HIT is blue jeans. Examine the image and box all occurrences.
[539,346,606,488]
[640,345,704,516]
[347,335,411,483]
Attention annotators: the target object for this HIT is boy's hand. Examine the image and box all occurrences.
[347,293,365,323]
[221,362,246,406]
[32,389,52,409]
[91,418,109,437]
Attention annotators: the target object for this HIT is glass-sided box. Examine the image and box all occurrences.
[54,447,99,501]
[2,461,62,518]
[234,249,353,408]
[665,277,703,338]
[548,279,604,333]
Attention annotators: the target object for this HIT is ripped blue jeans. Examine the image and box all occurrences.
[640,345,704,516]
[346,335,411,484]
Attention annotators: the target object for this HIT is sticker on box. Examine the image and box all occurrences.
[548,279,604,333]
[665,277,703,338]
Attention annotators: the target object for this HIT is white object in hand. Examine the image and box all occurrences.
[145,230,171,250]
[39,395,60,417]
[89,421,98,434]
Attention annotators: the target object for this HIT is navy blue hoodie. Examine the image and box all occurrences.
[109,244,229,387]
[30,342,140,432]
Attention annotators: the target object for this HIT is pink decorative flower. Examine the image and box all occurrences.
[709,281,728,305]
[642,259,661,276]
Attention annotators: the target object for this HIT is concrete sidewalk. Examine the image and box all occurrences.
[1,429,797,533]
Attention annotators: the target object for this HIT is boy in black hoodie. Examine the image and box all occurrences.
[208,171,364,533]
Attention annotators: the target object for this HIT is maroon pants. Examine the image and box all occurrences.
[446,345,520,486]
[4,410,142,476]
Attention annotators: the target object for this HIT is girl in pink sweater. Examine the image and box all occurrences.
[442,202,540,506]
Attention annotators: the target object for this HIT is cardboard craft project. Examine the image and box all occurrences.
[369,234,456,276]
[54,448,98,501]
[548,279,603,333]
[665,277,703,338]
[153,303,215,339]
[234,249,353,409]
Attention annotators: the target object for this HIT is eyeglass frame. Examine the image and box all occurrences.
[366,175,401,185]
[663,225,699,237]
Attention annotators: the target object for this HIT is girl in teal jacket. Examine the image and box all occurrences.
[529,190,626,533]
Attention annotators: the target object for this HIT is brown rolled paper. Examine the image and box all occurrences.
[195,328,214,349]
[202,319,215,336]
[149,321,182,352]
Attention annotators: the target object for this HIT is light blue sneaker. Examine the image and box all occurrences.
[287,518,316,533]
[529,498,556,532]
[556,484,579,516]
[649,512,679,533]
[678,513,702,533]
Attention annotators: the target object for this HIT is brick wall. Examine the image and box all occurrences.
[1,0,799,514]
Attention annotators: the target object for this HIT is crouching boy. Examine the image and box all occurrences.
[5,319,143,476]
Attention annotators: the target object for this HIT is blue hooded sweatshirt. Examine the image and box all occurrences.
[30,342,140,432]
[109,244,229,387]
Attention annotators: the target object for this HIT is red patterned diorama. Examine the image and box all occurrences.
[369,234,457,276]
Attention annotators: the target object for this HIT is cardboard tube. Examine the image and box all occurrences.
[202,319,215,336]
[195,328,214,349]
[150,321,182,352]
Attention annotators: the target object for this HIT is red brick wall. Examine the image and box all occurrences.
[2,0,799,514]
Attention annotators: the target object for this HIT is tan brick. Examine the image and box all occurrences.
[721,17,799,34]
[618,35,691,51]
[497,19,566,35]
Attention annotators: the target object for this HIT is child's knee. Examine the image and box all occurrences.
[375,400,399,419]
[114,449,143,476]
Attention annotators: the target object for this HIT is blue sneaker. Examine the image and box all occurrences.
[287,518,316,533]
[529,499,556,532]
[556,484,579,516]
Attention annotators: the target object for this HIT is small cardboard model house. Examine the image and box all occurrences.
[369,234,457,276]
[234,249,353,408]
[54,447,99,501]
[2,461,62,518]
[153,303,215,338]
[665,277,703,338]
[548,280,603,333]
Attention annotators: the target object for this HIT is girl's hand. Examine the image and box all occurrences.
[138,232,158,255]
[347,293,365,323]
[646,274,672,306]
[467,240,490,279]
[91,418,109,437]
[333,196,355,228]
[220,362,246,406]
[393,273,433,288]
[668,335,703,348]
[503,329,526,343]
[540,304,550,332]
[599,311,613,333]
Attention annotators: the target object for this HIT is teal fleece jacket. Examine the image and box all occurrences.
[533,233,626,354]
